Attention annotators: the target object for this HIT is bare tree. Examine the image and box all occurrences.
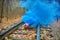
[0,0,4,23]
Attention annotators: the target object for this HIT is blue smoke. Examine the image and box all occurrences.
[19,0,60,27]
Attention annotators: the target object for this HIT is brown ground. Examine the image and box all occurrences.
[0,17,22,29]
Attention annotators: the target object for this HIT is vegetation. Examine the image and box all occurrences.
[0,0,25,23]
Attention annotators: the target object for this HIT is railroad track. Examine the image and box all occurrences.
[0,21,23,40]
